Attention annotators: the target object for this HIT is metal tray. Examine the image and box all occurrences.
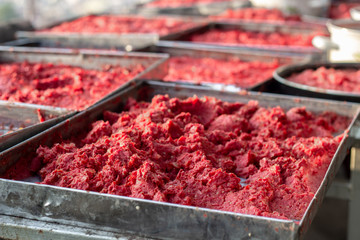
[301,2,360,25]
[0,46,168,110]
[0,101,73,152]
[209,8,327,28]
[141,41,312,90]
[273,62,360,103]
[15,15,207,51]
[161,21,328,54]
[137,0,251,16]
[0,80,359,240]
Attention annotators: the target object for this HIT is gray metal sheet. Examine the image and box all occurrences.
[0,80,359,240]
[0,46,169,110]
[160,21,328,54]
[141,42,313,90]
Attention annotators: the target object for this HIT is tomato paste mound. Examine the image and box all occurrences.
[287,67,360,93]
[189,29,319,47]
[329,3,360,19]
[163,56,281,87]
[147,0,230,7]
[41,15,197,36]
[0,61,144,110]
[16,95,349,220]
[211,8,301,22]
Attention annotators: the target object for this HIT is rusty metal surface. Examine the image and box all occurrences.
[0,80,359,240]
[160,21,327,54]
[0,46,169,110]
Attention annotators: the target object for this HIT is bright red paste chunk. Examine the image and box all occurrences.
[147,0,230,7]
[189,29,319,47]
[163,56,281,88]
[41,15,197,36]
[288,67,360,93]
[329,3,360,19]
[211,8,301,22]
[16,95,350,220]
[0,61,144,110]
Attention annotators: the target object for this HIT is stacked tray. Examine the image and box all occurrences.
[141,42,312,90]
[0,80,359,240]
[0,46,168,111]
[15,15,207,51]
[209,7,321,26]
[160,21,327,55]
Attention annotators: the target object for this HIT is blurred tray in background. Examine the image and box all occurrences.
[161,21,328,54]
[301,2,360,25]
[273,62,360,103]
[0,46,168,110]
[140,41,312,90]
[15,15,207,51]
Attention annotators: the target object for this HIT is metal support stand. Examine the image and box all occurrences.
[348,147,360,240]
[327,147,360,240]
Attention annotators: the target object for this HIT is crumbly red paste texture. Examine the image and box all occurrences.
[42,15,197,36]
[288,67,360,93]
[163,56,281,88]
[30,95,349,220]
[211,8,301,22]
[0,61,144,110]
[189,29,320,47]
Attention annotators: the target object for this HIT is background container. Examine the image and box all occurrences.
[273,62,360,102]
[0,46,169,110]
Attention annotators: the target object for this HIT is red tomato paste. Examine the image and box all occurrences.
[0,61,144,110]
[329,3,360,19]
[42,15,197,36]
[211,8,301,22]
[163,56,281,87]
[189,29,319,47]
[287,67,360,93]
[5,95,349,220]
